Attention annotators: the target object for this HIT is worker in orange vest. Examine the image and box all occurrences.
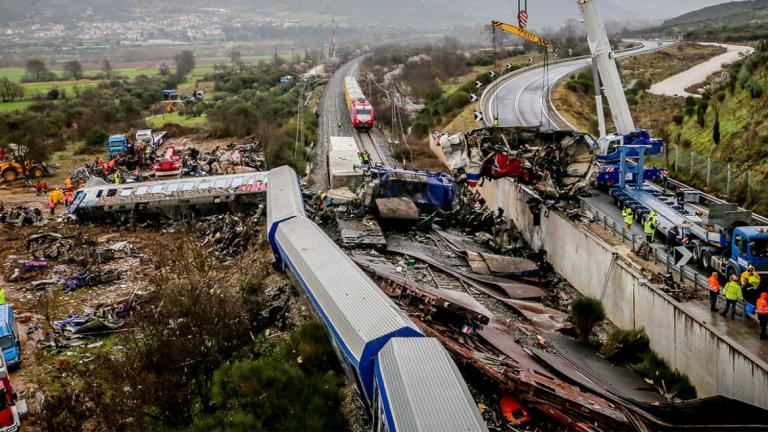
[757,293,768,340]
[707,272,720,312]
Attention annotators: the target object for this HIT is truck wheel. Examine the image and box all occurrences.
[31,166,44,178]
[2,169,17,183]
[700,250,712,271]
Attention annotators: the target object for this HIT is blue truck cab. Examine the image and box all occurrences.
[0,306,20,369]
[730,226,768,277]
[107,134,130,159]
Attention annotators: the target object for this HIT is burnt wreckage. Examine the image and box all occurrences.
[431,127,598,200]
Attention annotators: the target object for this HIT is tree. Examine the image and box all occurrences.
[63,60,83,80]
[230,50,241,64]
[158,62,171,76]
[174,50,196,76]
[713,110,721,146]
[0,78,24,102]
[25,58,47,82]
[101,58,113,79]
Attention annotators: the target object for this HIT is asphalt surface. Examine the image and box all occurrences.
[482,40,675,129]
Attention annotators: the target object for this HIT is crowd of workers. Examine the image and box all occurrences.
[35,176,77,216]
[707,266,768,340]
[622,205,768,341]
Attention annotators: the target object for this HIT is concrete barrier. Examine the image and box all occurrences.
[477,177,768,409]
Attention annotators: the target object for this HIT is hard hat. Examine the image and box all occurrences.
[748,265,755,271]
[650,211,656,216]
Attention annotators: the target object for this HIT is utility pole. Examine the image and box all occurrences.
[274,45,279,66]
[331,16,337,59]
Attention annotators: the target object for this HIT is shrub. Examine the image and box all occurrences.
[632,350,697,400]
[748,81,764,99]
[570,296,605,342]
[600,328,649,363]
[83,126,108,148]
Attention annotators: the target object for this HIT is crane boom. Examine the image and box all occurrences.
[491,20,549,49]
[576,0,635,134]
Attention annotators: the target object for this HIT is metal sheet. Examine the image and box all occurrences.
[336,217,386,248]
[375,197,420,220]
[478,252,538,274]
[386,238,547,299]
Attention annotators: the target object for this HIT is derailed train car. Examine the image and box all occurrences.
[69,172,268,220]
[266,166,487,431]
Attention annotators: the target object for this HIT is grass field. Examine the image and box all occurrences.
[0,101,32,113]
[146,112,207,129]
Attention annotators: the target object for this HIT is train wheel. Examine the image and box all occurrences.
[2,169,17,183]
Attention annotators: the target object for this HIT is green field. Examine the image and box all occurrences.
[0,101,32,113]
[0,63,219,113]
[146,112,208,129]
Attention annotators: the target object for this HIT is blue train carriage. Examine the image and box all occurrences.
[266,165,305,262]
[374,337,488,432]
[273,216,423,405]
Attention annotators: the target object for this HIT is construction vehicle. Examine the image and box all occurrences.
[135,129,167,153]
[107,134,130,159]
[151,146,182,177]
[0,160,49,183]
[577,0,768,282]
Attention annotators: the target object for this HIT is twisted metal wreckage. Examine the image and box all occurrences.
[430,127,598,201]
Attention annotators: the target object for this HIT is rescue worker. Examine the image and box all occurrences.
[757,292,768,340]
[337,120,342,131]
[113,170,122,184]
[49,200,55,216]
[648,211,656,225]
[644,215,656,242]
[622,207,633,230]
[493,116,500,127]
[65,176,72,192]
[707,272,720,312]
[741,265,761,290]
[721,275,743,320]
[0,288,5,305]
[358,152,364,165]
[363,151,370,165]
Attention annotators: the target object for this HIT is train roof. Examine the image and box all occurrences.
[73,172,268,211]
[266,166,305,237]
[376,338,488,432]
[274,216,422,364]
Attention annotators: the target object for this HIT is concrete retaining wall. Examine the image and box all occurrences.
[478,177,768,409]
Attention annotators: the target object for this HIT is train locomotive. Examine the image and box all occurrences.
[266,166,487,432]
[344,76,375,131]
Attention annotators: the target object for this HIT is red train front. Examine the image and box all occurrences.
[344,76,375,130]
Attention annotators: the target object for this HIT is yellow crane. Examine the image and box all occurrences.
[490,20,549,49]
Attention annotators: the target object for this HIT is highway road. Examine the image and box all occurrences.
[482,40,675,129]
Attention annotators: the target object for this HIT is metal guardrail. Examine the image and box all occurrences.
[578,196,756,320]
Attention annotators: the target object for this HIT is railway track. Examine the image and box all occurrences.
[357,130,389,166]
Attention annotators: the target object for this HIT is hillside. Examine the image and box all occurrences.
[641,0,768,41]
[0,0,727,28]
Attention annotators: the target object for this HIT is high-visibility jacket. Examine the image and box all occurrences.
[644,218,656,235]
[757,293,768,315]
[65,177,72,189]
[708,275,720,292]
[622,209,633,225]
[741,270,761,287]
[0,289,6,305]
[723,281,744,301]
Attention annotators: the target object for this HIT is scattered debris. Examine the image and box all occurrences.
[3,206,43,227]
[195,208,263,259]
[336,216,386,248]
[652,272,701,302]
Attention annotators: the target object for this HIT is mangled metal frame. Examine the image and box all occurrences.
[431,126,598,200]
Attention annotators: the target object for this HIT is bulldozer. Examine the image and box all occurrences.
[0,160,49,183]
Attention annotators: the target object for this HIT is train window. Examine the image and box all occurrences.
[214,178,229,188]
[119,188,133,197]
[96,190,103,198]
[231,177,244,188]
[135,186,148,195]
[150,184,165,194]
[357,109,371,116]
[199,181,210,190]
[106,189,117,197]
[182,182,195,191]
[166,183,179,193]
